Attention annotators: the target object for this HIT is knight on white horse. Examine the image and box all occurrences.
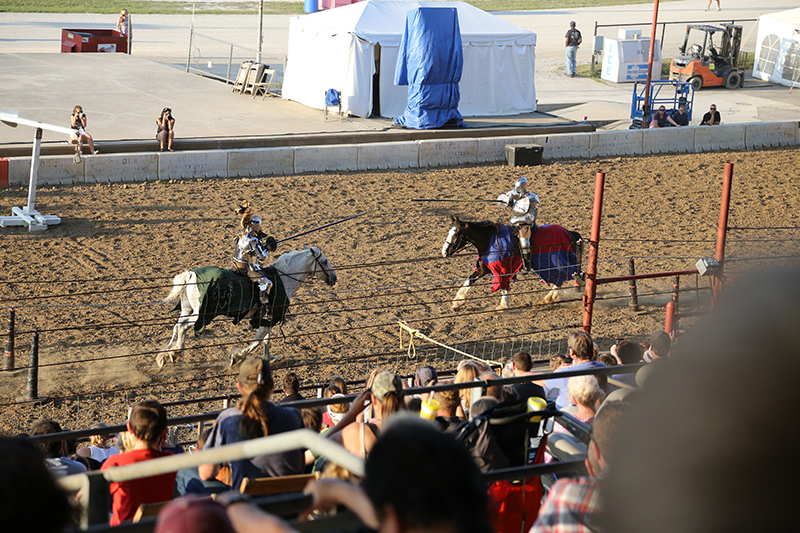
[497,176,541,271]
[230,202,277,306]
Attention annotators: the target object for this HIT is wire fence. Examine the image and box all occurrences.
[186,29,285,87]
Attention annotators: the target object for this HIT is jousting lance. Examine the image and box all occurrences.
[277,209,379,243]
[411,198,501,203]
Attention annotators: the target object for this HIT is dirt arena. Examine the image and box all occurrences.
[1,147,798,436]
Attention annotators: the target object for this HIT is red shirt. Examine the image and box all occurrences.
[100,448,177,526]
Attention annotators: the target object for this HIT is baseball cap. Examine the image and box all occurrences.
[649,331,672,357]
[372,371,403,402]
[155,496,235,533]
[415,365,438,387]
[239,357,269,386]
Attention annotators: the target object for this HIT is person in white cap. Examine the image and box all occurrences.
[497,176,541,270]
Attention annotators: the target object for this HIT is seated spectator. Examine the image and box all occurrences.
[433,385,465,433]
[532,400,628,533]
[320,385,342,429]
[301,407,324,471]
[277,372,304,404]
[671,103,689,126]
[175,427,230,497]
[225,415,494,533]
[595,354,617,392]
[611,338,645,387]
[413,365,438,401]
[549,353,572,372]
[326,371,406,458]
[554,375,604,433]
[0,437,75,532]
[643,331,671,362]
[326,393,349,428]
[478,370,505,402]
[101,400,178,526]
[469,396,499,419]
[649,105,680,128]
[357,367,384,423]
[77,422,120,463]
[508,351,546,402]
[30,419,88,478]
[545,331,606,409]
[330,376,348,395]
[156,495,236,533]
[455,361,481,418]
[700,103,720,125]
[200,358,304,491]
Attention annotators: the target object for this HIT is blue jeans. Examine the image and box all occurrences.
[565,46,578,75]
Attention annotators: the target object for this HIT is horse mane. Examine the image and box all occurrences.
[272,247,315,270]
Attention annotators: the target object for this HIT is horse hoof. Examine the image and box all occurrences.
[230,352,244,367]
[452,301,464,311]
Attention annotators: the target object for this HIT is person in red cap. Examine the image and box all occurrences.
[155,496,237,533]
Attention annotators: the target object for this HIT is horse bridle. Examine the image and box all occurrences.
[308,247,335,285]
[444,225,473,256]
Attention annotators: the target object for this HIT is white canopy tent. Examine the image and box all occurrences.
[752,8,800,88]
[282,0,537,118]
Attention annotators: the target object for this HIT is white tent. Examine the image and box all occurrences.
[281,0,537,118]
[752,8,800,88]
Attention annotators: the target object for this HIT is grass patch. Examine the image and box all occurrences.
[1,0,678,15]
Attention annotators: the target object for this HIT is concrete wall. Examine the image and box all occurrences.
[3,121,798,187]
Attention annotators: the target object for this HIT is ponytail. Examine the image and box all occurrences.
[238,383,271,440]
[379,391,406,418]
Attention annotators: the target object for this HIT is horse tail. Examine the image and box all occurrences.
[163,271,194,303]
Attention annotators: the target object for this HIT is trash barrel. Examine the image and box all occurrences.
[304,0,318,13]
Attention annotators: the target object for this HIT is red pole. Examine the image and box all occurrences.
[582,171,605,334]
[713,162,733,303]
[665,302,675,335]
[640,0,661,129]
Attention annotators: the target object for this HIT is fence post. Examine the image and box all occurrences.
[713,162,733,304]
[186,28,193,73]
[627,258,640,312]
[582,171,606,334]
[3,307,14,371]
[227,44,234,84]
[80,472,111,528]
[665,302,675,335]
[26,331,39,401]
[672,276,680,313]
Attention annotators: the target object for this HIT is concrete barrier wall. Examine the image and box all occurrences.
[294,145,358,173]
[745,121,798,149]
[642,126,695,155]
[532,133,592,160]
[357,141,419,170]
[419,139,479,167]
[86,152,159,183]
[228,147,295,177]
[590,130,644,158]
[3,122,798,188]
[476,135,535,163]
[694,123,746,152]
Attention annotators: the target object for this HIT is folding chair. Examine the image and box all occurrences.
[252,69,276,100]
[324,88,342,121]
[243,63,267,96]
[232,61,252,94]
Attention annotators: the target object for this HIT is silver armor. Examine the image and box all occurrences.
[497,176,540,270]
[232,229,273,301]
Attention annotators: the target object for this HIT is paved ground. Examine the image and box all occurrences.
[0,0,798,146]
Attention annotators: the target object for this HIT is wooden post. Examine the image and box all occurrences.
[713,162,733,303]
[582,172,606,334]
[3,307,14,371]
[25,331,39,400]
[628,258,640,312]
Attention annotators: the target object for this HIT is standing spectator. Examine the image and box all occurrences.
[77,422,120,463]
[200,357,304,491]
[116,8,131,36]
[649,105,680,128]
[278,372,303,404]
[545,331,606,409]
[706,0,721,11]
[156,107,175,152]
[671,103,690,126]
[30,419,88,478]
[70,105,98,155]
[701,104,721,125]
[100,400,178,526]
[0,438,76,533]
[565,21,582,77]
[508,351,546,401]
[531,400,628,533]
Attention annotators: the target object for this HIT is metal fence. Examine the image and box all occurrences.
[186,29,284,86]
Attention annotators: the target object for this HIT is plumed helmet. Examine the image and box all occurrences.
[514,176,529,192]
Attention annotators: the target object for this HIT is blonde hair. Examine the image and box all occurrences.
[89,423,109,447]
[568,375,605,408]
[455,362,480,412]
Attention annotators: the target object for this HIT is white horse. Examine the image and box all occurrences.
[158,246,337,368]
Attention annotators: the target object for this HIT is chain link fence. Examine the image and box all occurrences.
[186,29,284,89]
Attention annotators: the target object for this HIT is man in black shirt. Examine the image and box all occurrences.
[565,21,582,77]
[701,104,720,125]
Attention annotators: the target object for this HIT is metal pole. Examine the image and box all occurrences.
[26,331,39,401]
[592,21,599,74]
[3,308,14,371]
[665,302,675,335]
[628,258,640,312]
[257,0,264,64]
[25,128,42,214]
[186,28,194,73]
[582,171,606,334]
[672,276,680,312]
[640,0,661,129]
[227,44,234,84]
[713,162,733,303]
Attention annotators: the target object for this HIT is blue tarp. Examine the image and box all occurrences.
[393,7,464,129]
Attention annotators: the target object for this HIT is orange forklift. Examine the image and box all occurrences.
[669,24,744,90]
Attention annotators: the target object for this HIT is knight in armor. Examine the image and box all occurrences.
[230,203,278,305]
[497,176,540,271]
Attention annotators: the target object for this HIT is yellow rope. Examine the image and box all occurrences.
[397,321,495,366]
